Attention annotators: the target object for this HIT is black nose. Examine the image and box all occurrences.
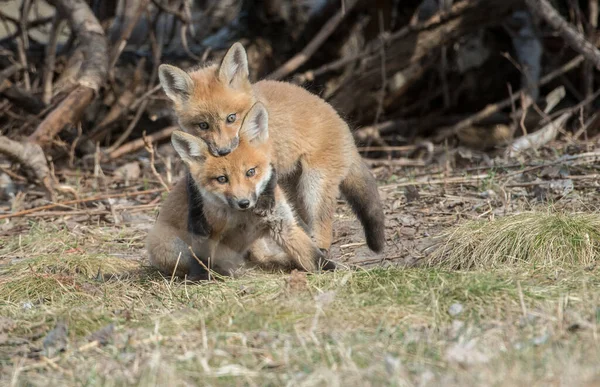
[238,199,250,209]
[217,148,231,156]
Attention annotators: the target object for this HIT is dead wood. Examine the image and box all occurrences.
[525,0,600,71]
[0,136,53,197]
[108,0,149,70]
[42,16,66,104]
[434,55,585,142]
[266,0,360,80]
[28,0,108,146]
[329,0,523,116]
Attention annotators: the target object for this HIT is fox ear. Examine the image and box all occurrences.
[218,42,250,90]
[241,102,269,144]
[171,131,208,165]
[159,64,194,104]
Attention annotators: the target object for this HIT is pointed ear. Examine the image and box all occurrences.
[171,131,208,165]
[241,102,269,144]
[218,42,250,90]
[159,64,194,103]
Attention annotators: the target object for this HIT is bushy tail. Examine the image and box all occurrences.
[340,156,386,253]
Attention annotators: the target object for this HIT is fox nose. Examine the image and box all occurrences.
[217,148,231,156]
[238,199,250,209]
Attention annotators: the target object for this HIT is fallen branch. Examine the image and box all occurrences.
[0,136,53,196]
[507,112,572,157]
[525,0,600,70]
[107,126,177,160]
[28,0,108,146]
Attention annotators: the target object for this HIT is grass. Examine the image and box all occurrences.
[427,211,600,270]
[1,220,600,386]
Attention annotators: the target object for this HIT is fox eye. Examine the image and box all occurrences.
[216,176,228,184]
[226,113,236,124]
[246,168,256,177]
[198,122,209,130]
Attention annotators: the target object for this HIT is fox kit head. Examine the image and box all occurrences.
[172,102,273,211]
[159,43,253,157]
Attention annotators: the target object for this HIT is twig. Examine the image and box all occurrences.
[357,145,420,153]
[584,0,599,102]
[42,15,66,104]
[362,158,427,168]
[379,174,490,190]
[21,203,161,218]
[0,188,165,220]
[525,0,600,70]
[91,58,146,139]
[267,0,360,80]
[108,126,177,160]
[18,0,32,91]
[143,131,170,192]
[108,0,149,70]
[106,99,149,153]
[150,0,189,23]
[130,84,162,110]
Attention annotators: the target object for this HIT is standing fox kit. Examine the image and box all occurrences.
[147,103,332,277]
[158,42,386,254]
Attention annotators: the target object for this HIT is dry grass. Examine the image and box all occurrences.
[1,221,600,386]
[427,211,600,270]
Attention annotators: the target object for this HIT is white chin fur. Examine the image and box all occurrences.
[255,166,273,198]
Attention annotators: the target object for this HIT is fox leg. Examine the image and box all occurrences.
[264,187,336,272]
[295,161,341,253]
[146,224,210,280]
[246,238,294,271]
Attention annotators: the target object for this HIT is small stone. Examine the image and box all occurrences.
[448,303,464,316]
[384,354,401,376]
[532,332,549,346]
[43,322,68,357]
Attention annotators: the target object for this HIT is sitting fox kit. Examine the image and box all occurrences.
[158,42,386,256]
[147,103,331,278]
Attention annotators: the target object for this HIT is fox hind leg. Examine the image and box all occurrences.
[296,162,340,253]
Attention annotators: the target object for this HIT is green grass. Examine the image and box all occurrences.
[2,221,600,386]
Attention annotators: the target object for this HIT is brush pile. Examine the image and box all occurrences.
[1,0,600,196]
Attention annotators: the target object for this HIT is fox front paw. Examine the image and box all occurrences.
[254,194,276,217]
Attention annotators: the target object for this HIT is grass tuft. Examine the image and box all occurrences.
[427,212,600,269]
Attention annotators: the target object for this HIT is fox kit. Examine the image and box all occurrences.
[158,42,386,255]
[146,102,332,278]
